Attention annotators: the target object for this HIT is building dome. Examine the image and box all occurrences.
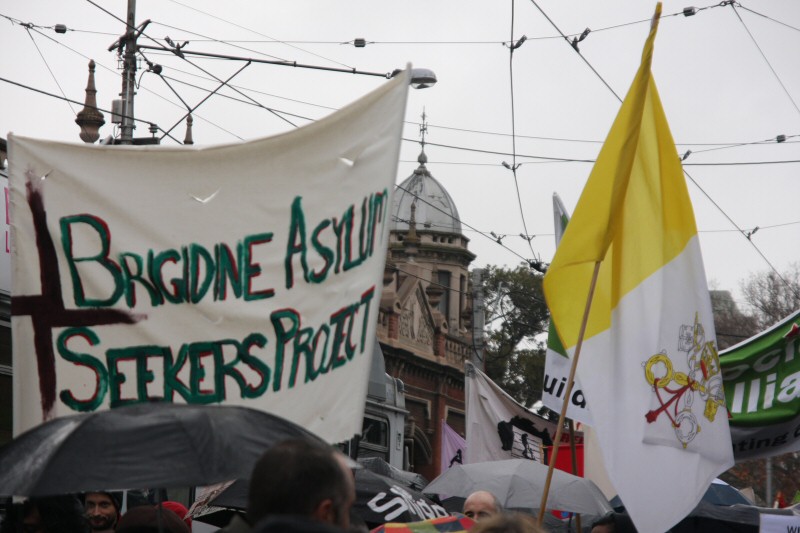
[391,150,462,234]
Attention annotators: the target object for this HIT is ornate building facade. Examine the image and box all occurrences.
[376,146,477,481]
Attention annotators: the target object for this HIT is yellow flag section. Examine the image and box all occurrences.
[543,5,734,533]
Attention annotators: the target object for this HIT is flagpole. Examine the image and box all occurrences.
[537,261,601,526]
[568,419,582,532]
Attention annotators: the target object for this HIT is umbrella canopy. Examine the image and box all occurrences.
[196,466,448,527]
[358,457,429,491]
[0,403,323,497]
[422,459,612,516]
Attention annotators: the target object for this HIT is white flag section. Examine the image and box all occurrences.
[440,419,466,473]
[541,193,593,425]
[9,70,410,442]
[465,362,559,464]
[543,8,733,532]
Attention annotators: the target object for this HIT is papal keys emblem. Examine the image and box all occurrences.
[643,312,726,448]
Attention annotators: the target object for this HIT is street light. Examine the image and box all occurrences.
[409,68,437,89]
[391,68,437,89]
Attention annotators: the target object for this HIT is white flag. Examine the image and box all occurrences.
[543,8,734,532]
[466,362,569,464]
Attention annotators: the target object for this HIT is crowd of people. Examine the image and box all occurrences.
[0,438,629,533]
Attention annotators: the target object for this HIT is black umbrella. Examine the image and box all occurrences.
[357,457,429,491]
[0,402,322,497]
[195,466,448,528]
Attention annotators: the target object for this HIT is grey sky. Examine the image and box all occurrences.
[1,0,798,312]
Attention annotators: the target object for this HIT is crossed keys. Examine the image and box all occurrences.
[643,313,725,448]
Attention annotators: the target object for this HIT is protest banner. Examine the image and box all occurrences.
[465,362,580,464]
[8,70,409,443]
[721,310,800,461]
[440,419,466,473]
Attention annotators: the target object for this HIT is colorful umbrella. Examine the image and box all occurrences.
[370,515,475,533]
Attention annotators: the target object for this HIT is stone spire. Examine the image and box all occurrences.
[183,114,194,145]
[75,60,105,143]
[404,199,420,260]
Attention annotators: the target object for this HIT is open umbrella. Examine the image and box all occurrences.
[358,457,429,491]
[422,459,612,516]
[193,466,448,527]
[0,402,322,497]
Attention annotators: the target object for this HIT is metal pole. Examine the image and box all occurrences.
[119,0,137,144]
[766,456,773,506]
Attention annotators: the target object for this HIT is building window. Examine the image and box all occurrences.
[358,414,390,462]
[437,270,450,318]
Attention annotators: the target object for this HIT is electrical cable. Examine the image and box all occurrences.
[394,183,535,266]
[159,60,253,140]
[22,26,77,116]
[527,0,799,298]
[161,0,354,70]
[0,76,182,144]
[150,20,290,63]
[527,0,622,103]
[15,18,244,142]
[736,5,800,35]
[504,1,540,265]
[728,3,800,119]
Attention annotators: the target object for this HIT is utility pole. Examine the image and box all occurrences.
[119,0,137,144]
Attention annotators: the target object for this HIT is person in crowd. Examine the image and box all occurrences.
[590,511,637,533]
[116,505,189,533]
[463,490,503,522]
[246,438,356,533]
[469,512,547,533]
[161,501,192,531]
[84,492,122,533]
[0,495,89,533]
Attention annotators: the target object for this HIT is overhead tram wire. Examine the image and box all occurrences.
[22,24,78,116]
[736,4,800,35]
[85,0,299,134]
[151,71,318,123]
[162,0,354,70]
[505,0,541,267]
[728,2,800,120]
[150,20,291,63]
[18,8,792,152]
[394,183,534,266]
[7,16,244,142]
[527,0,800,299]
[0,76,183,144]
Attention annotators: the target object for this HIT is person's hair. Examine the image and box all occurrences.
[0,495,89,533]
[247,438,350,525]
[83,492,122,512]
[469,512,547,533]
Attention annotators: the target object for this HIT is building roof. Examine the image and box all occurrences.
[391,149,462,234]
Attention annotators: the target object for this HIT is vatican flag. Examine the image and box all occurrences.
[543,4,734,532]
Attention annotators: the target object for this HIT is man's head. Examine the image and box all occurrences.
[84,492,121,532]
[247,438,356,529]
[463,490,502,522]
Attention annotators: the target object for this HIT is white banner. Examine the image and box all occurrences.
[760,513,800,533]
[465,362,575,463]
[9,70,409,442]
